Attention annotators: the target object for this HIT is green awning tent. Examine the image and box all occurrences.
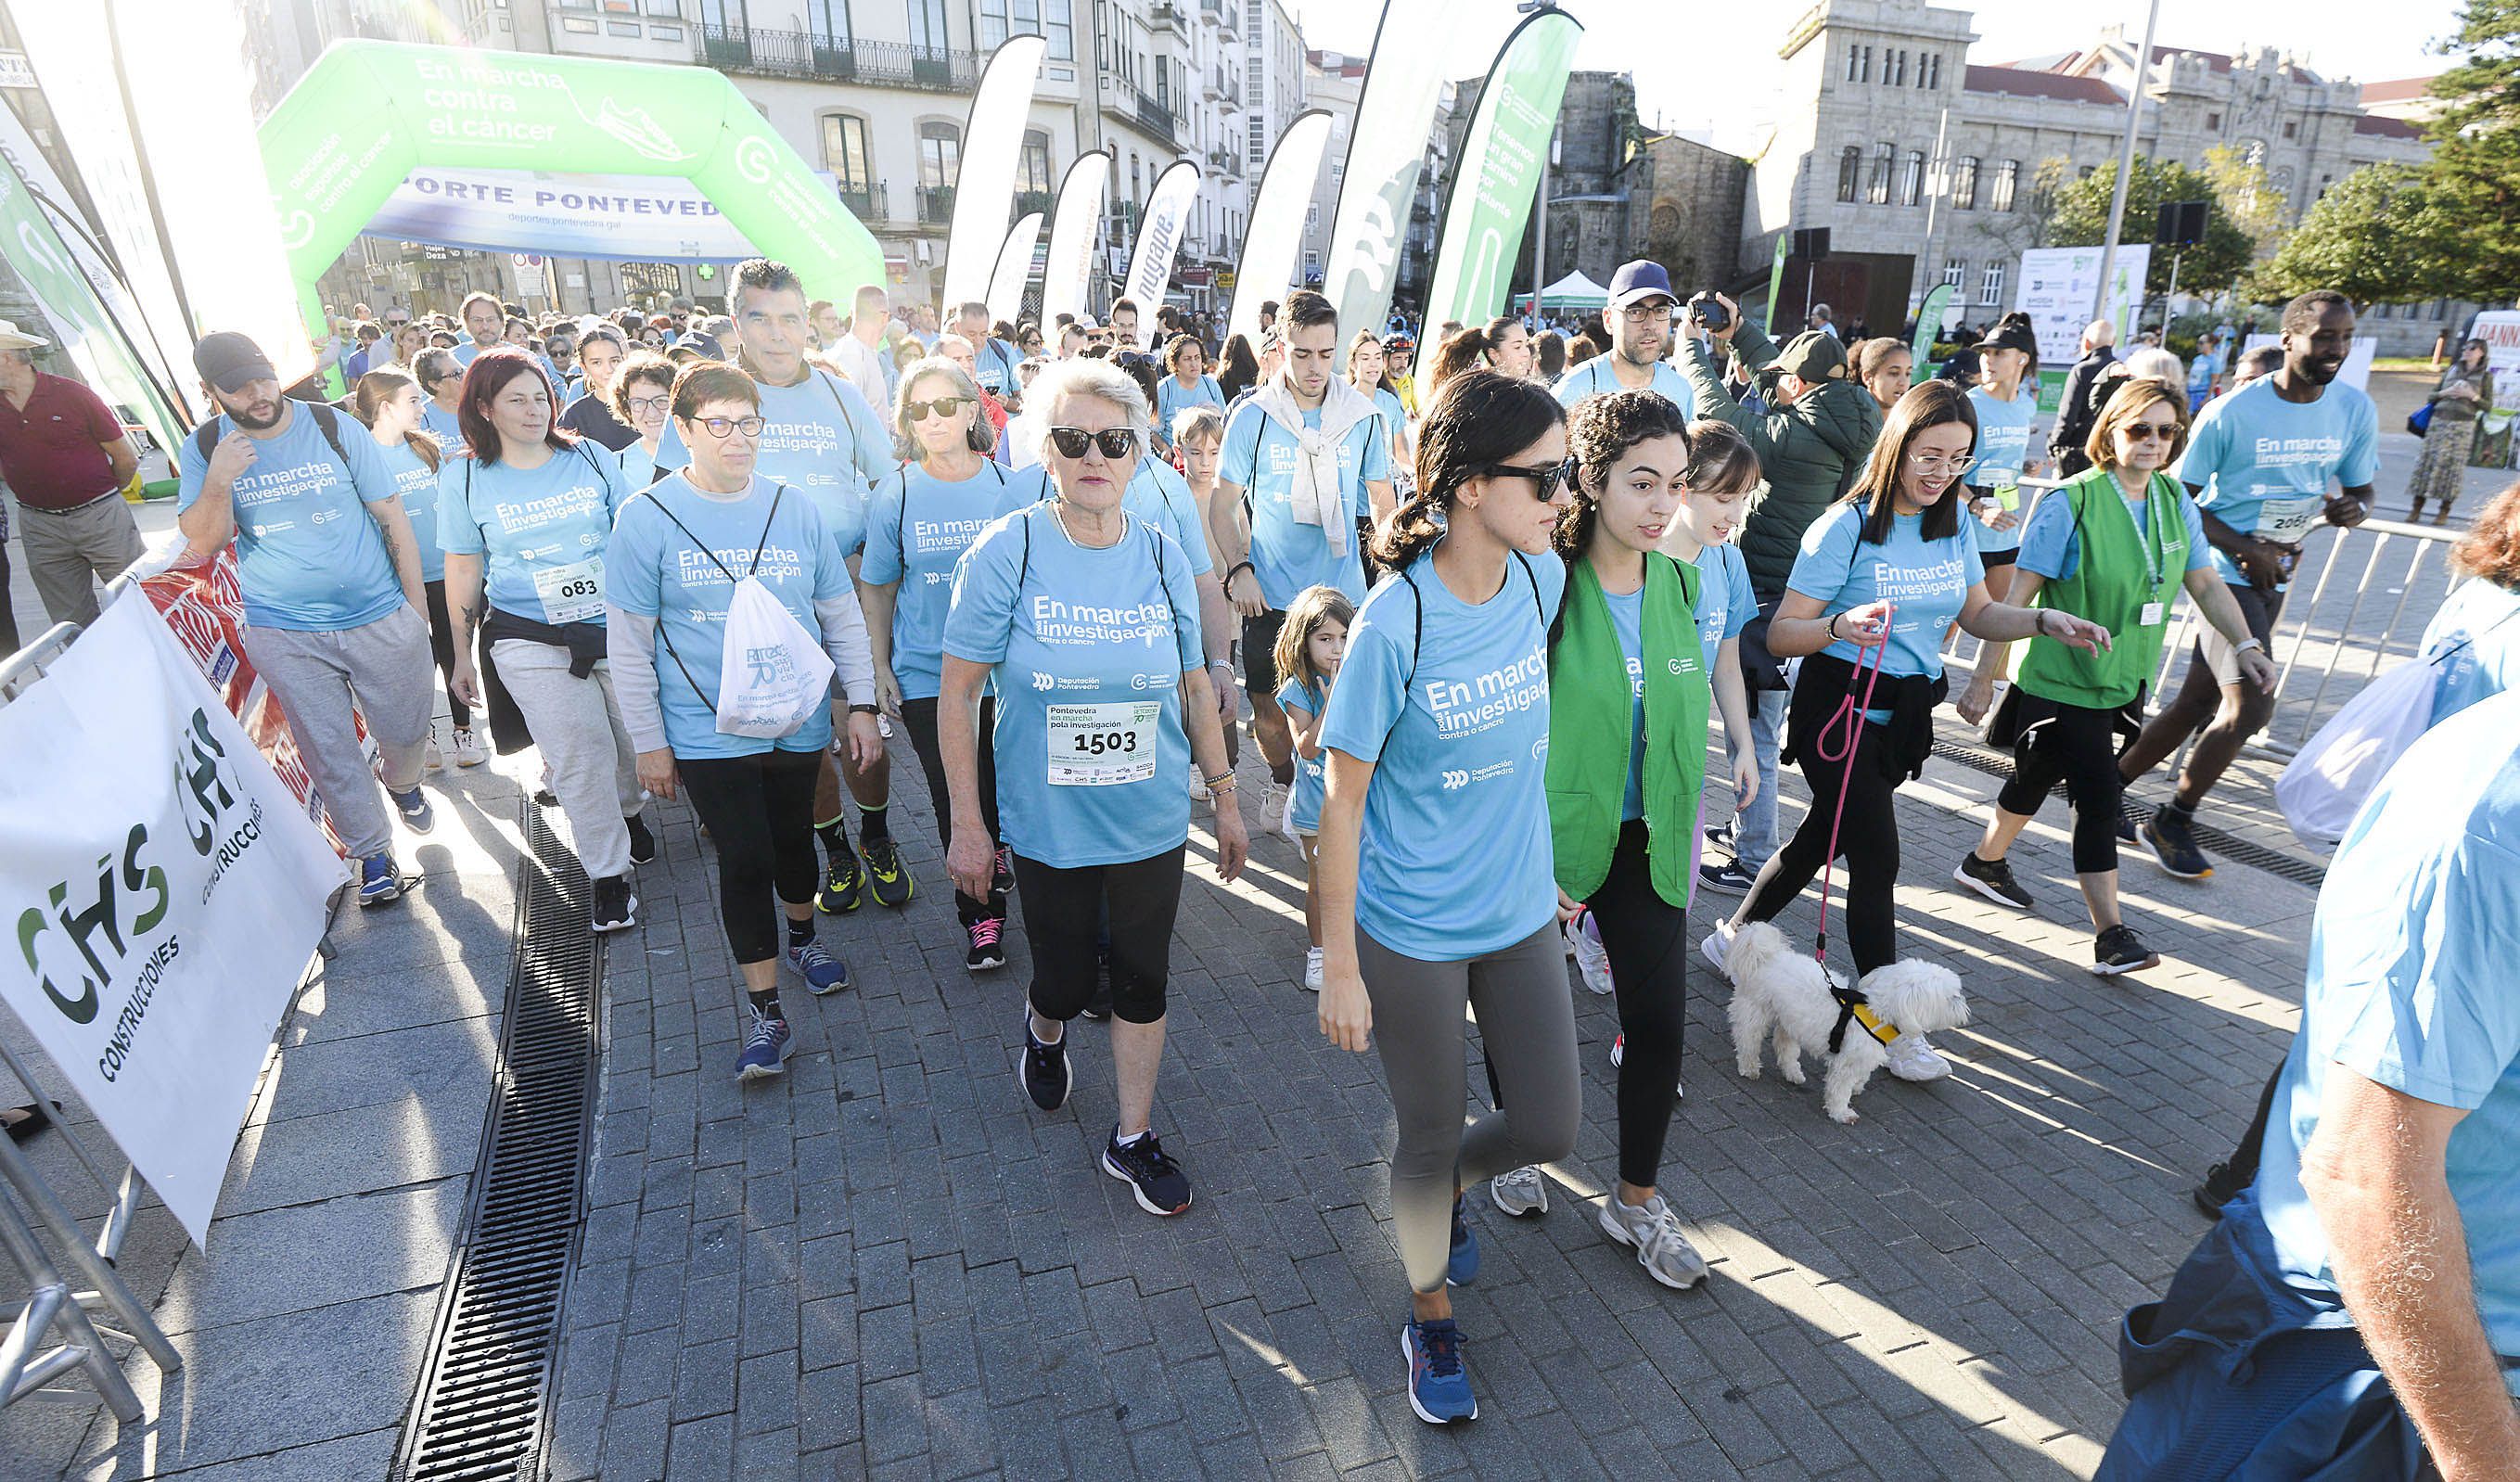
[1512,270,1610,312]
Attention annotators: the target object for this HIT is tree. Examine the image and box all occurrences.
[2200,144,2283,250]
[2417,0,2520,302]
[2044,157,2257,298]
[2250,164,2462,304]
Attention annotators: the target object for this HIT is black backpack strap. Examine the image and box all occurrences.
[307,403,353,475]
[748,484,787,577]
[193,418,220,465]
[630,487,740,584]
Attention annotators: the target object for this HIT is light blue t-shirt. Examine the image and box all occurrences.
[653,368,893,565]
[375,438,445,584]
[2015,477,2209,588]
[1155,373,1224,447]
[858,458,1016,702]
[176,404,405,632]
[968,338,1024,400]
[1274,675,1328,836]
[2419,576,2520,726]
[2173,377,2379,588]
[1603,584,1648,822]
[1551,356,1697,419]
[1318,546,1567,961]
[1219,399,1388,609]
[434,443,628,626]
[419,402,466,454]
[1964,386,2037,555]
[941,505,1206,868]
[1789,503,1984,722]
[1690,541,1757,676]
[619,441,659,491]
[605,474,849,760]
[2252,690,2520,1383]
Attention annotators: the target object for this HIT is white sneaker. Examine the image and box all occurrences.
[1275,781,1298,842]
[425,737,445,772]
[1188,763,1209,802]
[1490,1165,1548,1218]
[1567,913,1612,995]
[1302,946,1324,992]
[1699,919,1738,980]
[1885,1031,1951,1083]
[451,727,487,767]
[1598,1193,1708,1290]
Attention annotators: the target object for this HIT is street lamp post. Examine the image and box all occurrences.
[2093,0,2162,330]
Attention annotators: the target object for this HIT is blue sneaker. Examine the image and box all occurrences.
[1402,1316,1476,1425]
[387,785,434,835]
[1447,1194,1479,1286]
[356,852,404,907]
[736,1008,790,1082]
[787,938,851,995]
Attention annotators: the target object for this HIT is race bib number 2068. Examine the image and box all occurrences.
[1046,701,1159,786]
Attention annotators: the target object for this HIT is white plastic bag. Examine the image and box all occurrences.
[2275,658,2439,848]
[712,575,835,739]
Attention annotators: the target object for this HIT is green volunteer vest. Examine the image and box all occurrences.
[1545,553,1708,907]
[2018,466,2188,709]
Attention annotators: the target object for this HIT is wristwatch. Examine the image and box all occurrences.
[2232,637,2264,655]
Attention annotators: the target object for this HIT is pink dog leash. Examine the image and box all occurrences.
[1809,602,1893,973]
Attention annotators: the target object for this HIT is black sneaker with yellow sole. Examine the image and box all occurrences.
[863,836,914,908]
[816,850,864,913]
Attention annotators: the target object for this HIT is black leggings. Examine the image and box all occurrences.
[1997,699,2125,875]
[1012,847,1184,1026]
[422,578,471,730]
[1590,820,1690,1189]
[898,694,1004,925]
[1739,720,1903,977]
[679,747,821,965]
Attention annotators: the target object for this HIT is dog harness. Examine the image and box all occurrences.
[1826,986,1900,1055]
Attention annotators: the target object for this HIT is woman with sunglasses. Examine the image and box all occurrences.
[1703,381,2111,1080]
[858,358,1017,971]
[608,363,883,1085]
[938,358,1247,1218]
[1953,378,2271,975]
[415,347,467,452]
[1312,370,1580,1425]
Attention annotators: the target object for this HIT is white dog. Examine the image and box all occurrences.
[1717,922,1969,1123]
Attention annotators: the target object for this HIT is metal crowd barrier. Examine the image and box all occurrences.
[0,597,185,1422]
[1944,479,2470,762]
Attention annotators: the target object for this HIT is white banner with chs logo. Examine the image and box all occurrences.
[0,598,341,1246]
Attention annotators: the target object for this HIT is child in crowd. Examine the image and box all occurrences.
[1271,583,1354,992]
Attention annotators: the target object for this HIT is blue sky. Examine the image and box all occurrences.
[1284,0,2465,155]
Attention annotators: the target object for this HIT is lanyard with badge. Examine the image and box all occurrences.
[1023,505,1170,786]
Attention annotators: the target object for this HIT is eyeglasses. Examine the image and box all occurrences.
[1908,454,1977,476]
[1045,426,1141,460]
[2118,422,2180,441]
[696,415,767,438]
[626,395,672,415]
[1483,460,1574,501]
[905,396,972,421]
[1619,300,1677,323]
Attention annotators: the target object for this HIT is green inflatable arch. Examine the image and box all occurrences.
[260,40,882,336]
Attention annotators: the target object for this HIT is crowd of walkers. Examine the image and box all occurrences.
[150,260,2520,1454]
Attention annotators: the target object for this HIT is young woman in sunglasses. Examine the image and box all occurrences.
[937,358,1247,1218]
[856,358,1017,970]
[1311,370,1580,1425]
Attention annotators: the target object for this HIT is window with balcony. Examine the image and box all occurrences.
[1866,141,1893,205]
[821,113,872,214]
[1836,145,1861,202]
[1899,149,1924,206]
[807,0,850,70]
[918,120,961,224]
[1991,159,2019,212]
[1951,155,1978,210]
[699,0,748,63]
[1978,262,2005,308]
[908,0,947,54]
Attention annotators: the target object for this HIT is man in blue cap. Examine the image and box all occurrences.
[1550,260,1697,416]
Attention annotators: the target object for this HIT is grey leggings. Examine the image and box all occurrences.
[1359,922,1580,1296]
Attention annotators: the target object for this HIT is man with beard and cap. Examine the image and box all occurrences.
[2116,290,2374,880]
[1551,260,1696,417]
[177,330,439,906]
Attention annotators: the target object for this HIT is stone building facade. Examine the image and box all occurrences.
[1746,0,2438,341]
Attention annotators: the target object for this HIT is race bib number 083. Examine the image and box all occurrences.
[1046,700,1160,786]
[532,556,607,623]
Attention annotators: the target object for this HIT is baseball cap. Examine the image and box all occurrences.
[1982,318,2040,356]
[1607,261,1676,310]
[1772,330,1848,383]
[193,331,278,394]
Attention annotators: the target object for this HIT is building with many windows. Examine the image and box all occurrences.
[1747,0,2436,340]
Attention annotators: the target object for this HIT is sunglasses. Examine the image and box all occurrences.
[2119,422,2180,441]
[905,395,972,421]
[1045,426,1140,460]
[1484,460,1574,501]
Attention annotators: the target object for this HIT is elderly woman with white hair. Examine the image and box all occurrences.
[937,357,1248,1217]
[858,354,1017,969]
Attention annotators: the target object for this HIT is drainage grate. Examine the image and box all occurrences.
[1929,738,2331,889]
[395,802,605,1482]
